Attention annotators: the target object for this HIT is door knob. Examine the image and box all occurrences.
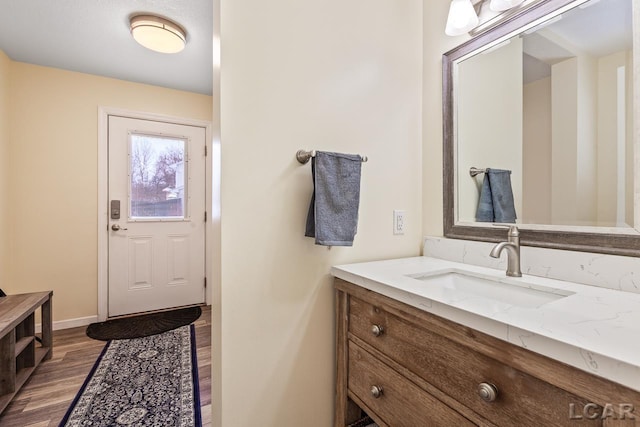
[111,224,128,231]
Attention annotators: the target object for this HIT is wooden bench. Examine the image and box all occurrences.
[0,291,53,413]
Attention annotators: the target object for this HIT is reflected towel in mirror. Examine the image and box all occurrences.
[476,168,516,223]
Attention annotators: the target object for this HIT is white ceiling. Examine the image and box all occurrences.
[522,0,632,84]
[0,0,213,95]
[544,0,633,58]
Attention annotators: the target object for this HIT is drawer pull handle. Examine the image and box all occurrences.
[371,324,384,337]
[478,382,498,402]
[370,385,384,398]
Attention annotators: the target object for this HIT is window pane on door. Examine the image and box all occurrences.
[130,134,187,219]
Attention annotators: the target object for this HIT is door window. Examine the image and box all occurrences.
[129,133,188,220]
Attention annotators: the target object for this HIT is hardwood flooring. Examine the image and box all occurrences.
[0,306,212,427]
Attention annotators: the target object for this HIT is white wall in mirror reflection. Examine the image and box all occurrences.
[456,0,634,230]
[457,38,523,222]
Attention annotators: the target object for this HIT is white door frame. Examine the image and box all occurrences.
[98,107,213,321]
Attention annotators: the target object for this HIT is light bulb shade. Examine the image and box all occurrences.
[489,0,525,12]
[445,0,480,36]
[130,15,186,54]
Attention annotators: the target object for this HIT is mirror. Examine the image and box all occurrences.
[443,0,640,256]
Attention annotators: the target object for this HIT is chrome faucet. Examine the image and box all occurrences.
[490,225,522,277]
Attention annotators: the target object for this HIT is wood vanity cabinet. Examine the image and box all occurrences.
[335,279,640,427]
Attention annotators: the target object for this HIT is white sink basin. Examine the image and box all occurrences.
[407,270,574,309]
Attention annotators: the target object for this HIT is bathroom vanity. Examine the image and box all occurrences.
[342,0,640,421]
[333,257,640,426]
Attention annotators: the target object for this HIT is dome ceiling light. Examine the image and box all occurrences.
[130,15,187,54]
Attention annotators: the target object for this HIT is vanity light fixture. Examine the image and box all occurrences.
[489,0,525,12]
[130,15,187,54]
[445,0,480,37]
[445,0,534,36]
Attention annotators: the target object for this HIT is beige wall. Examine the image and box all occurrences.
[6,61,212,322]
[522,77,552,224]
[597,51,624,225]
[219,0,423,424]
[575,54,598,225]
[597,51,633,226]
[0,50,9,291]
[551,58,579,224]
[422,1,468,236]
[552,54,601,226]
[626,51,634,227]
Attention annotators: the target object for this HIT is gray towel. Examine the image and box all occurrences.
[476,168,517,223]
[305,151,362,246]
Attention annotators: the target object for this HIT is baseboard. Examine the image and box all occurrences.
[36,315,98,333]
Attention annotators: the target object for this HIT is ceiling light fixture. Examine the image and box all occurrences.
[130,15,187,54]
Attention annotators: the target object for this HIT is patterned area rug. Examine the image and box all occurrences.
[86,306,202,341]
[60,325,201,427]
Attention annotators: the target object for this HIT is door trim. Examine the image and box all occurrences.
[98,107,213,321]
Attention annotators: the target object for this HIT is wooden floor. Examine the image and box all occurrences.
[0,306,212,427]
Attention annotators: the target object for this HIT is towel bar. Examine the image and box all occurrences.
[469,167,488,177]
[296,149,368,165]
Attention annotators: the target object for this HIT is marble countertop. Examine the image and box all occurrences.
[331,256,640,392]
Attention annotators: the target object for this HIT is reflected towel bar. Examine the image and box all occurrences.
[469,167,488,177]
[296,149,368,165]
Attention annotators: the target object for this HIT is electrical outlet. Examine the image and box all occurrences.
[393,210,406,235]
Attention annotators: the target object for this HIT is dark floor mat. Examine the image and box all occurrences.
[86,306,202,341]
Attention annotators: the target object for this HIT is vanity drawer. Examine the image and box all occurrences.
[349,296,602,427]
[348,340,475,427]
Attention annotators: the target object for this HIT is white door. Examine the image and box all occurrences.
[108,116,206,317]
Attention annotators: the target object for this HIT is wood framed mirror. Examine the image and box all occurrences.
[443,0,640,256]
